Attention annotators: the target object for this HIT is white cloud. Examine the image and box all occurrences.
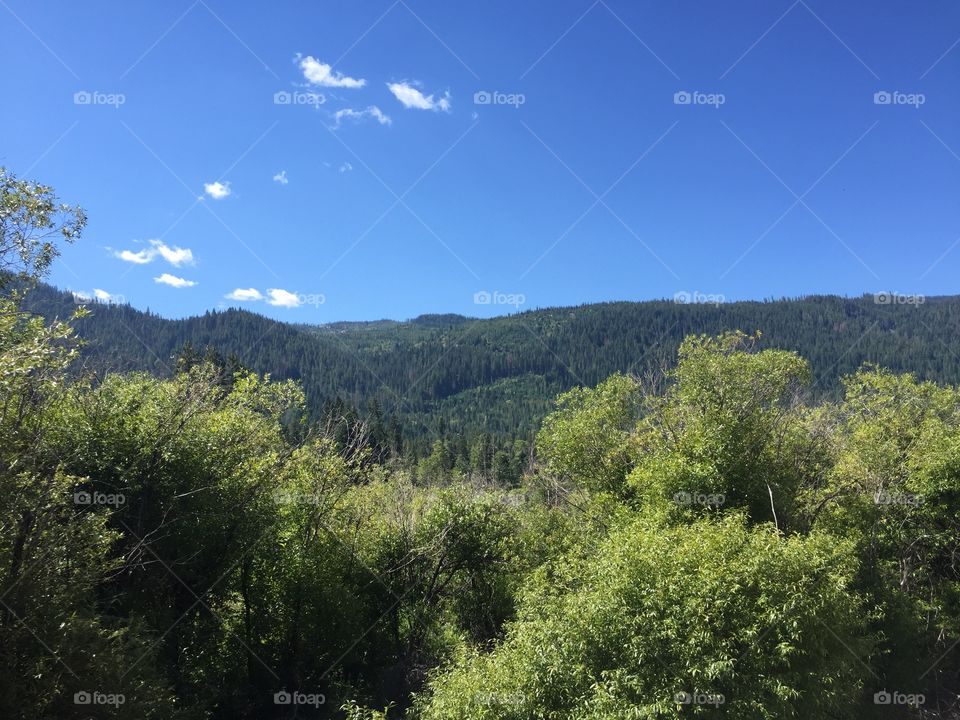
[114,241,193,267]
[387,82,451,112]
[92,288,123,303]
[267,288,302,308]
[332,105,391,129]
[339,162,353,173]
[72,288,123,304]
[153,243,194,266]
[225,286,302,308]
[204,181,231,200]
[114,240,194,267]
[225,288,264,302]
[273,170,288,185]
[117,248,153,264]
[298,55,365,88]
[154,273,196,288]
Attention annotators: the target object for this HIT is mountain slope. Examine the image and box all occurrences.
[22,283,960,442]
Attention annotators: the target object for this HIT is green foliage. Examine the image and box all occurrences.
[629,331,816,526]
[536,373,641,494]
[419,514,869,719]
[0,167,86,282]
[339,479,531,676]
[342,699,395,719]
[0,175,170,718]
[0,464,175,719]
[801,367,960,698]
[5,171,960,720]
[23,279,960,458]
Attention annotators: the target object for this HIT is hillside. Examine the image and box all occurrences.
[22,283,960,443]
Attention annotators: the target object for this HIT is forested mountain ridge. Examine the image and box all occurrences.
[22,281,960,444]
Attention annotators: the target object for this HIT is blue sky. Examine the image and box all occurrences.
[2,0,958,320]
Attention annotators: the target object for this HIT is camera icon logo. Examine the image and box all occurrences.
[674,692,692,704]
[874,690,892,704]
[274,690,292,705]
[474,90,492,105]
[673,90,692,105]
[473,290,492,305]
[74,691,92,705]
[274,91,292,105]
[74,91,92,105]
[73,490,92,505]
[874,91,892,105]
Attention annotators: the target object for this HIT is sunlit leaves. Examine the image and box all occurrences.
[0,167,86,283]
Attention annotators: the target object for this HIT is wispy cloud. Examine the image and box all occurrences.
[387,82,451,112]
[154,273,196,288]
[204,181,231,200]
[339,162,353,173]
[116,248,153,264]
[91,288,125,303]
[153,243,194,265]
[273,170,288,185]
[331,105,391,129]
[298,55,365,88]
[72,288,123,304]
[225,288,264,302]
[224,287,302,308]
[267,288,301,308]
[115,240,194,267]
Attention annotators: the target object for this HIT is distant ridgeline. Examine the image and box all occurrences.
[20,282,960,447]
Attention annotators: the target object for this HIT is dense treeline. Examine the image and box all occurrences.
[22,274,960,459]
[3,169,959,718]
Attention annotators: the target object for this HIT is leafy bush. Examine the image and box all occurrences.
[420,515,870,719]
